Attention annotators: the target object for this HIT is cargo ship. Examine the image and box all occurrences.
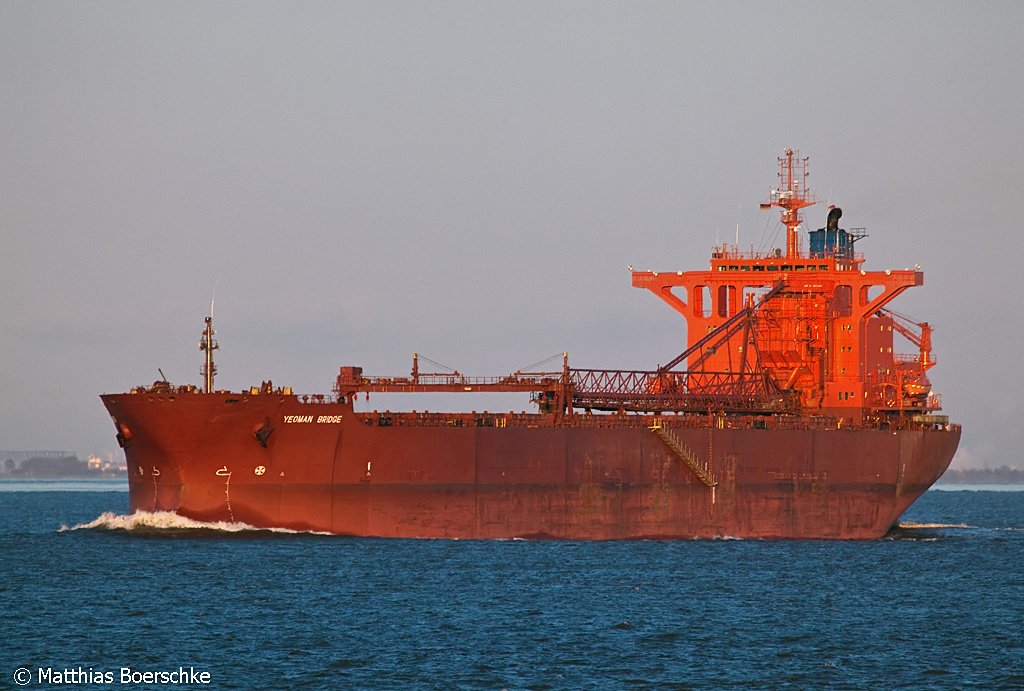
[101,150,960,539]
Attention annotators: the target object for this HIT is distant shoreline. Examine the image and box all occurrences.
[936,466,1023,485]
[1,453,126,480]
[0,477,128,482]
[0,478,127,492]
[0,471,127,480]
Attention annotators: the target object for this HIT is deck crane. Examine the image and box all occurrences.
[878,307,934,372]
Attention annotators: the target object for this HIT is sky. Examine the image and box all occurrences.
[2,1,1022,469]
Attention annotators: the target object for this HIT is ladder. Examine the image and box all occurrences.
[650,422,717,488]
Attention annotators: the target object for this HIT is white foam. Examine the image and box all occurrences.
[896,522,1024,533]
[58,510,332,535]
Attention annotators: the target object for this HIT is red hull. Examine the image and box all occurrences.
[101,393,960,539]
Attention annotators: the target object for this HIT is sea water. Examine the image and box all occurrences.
[1,482,1021,690]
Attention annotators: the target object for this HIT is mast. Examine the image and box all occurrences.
[199,315,219,393]
[760,148,816,258]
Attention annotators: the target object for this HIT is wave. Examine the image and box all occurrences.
[58,514,1021,538]
[891,522,1024,539]
[898,523,1024,531]
[58,511,333,536]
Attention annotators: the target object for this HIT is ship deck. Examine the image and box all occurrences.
[346,407,953,433]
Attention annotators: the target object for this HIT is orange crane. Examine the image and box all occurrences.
[878,308,934,372]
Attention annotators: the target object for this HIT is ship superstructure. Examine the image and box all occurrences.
[631,149,940,425]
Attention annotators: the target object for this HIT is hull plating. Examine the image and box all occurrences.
[103,393,960,540]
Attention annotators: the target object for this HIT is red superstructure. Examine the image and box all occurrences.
[101,151,959,539]
[631,149,938,425]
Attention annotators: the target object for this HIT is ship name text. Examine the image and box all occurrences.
[767,471,828,482]
[283,415,342,424]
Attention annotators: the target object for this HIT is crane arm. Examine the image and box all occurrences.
[878,308,933,370]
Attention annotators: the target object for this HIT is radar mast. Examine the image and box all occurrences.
[760,148,817,258]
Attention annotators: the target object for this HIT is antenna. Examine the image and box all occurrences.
[735,203,740,248]
[760,149,817,258]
